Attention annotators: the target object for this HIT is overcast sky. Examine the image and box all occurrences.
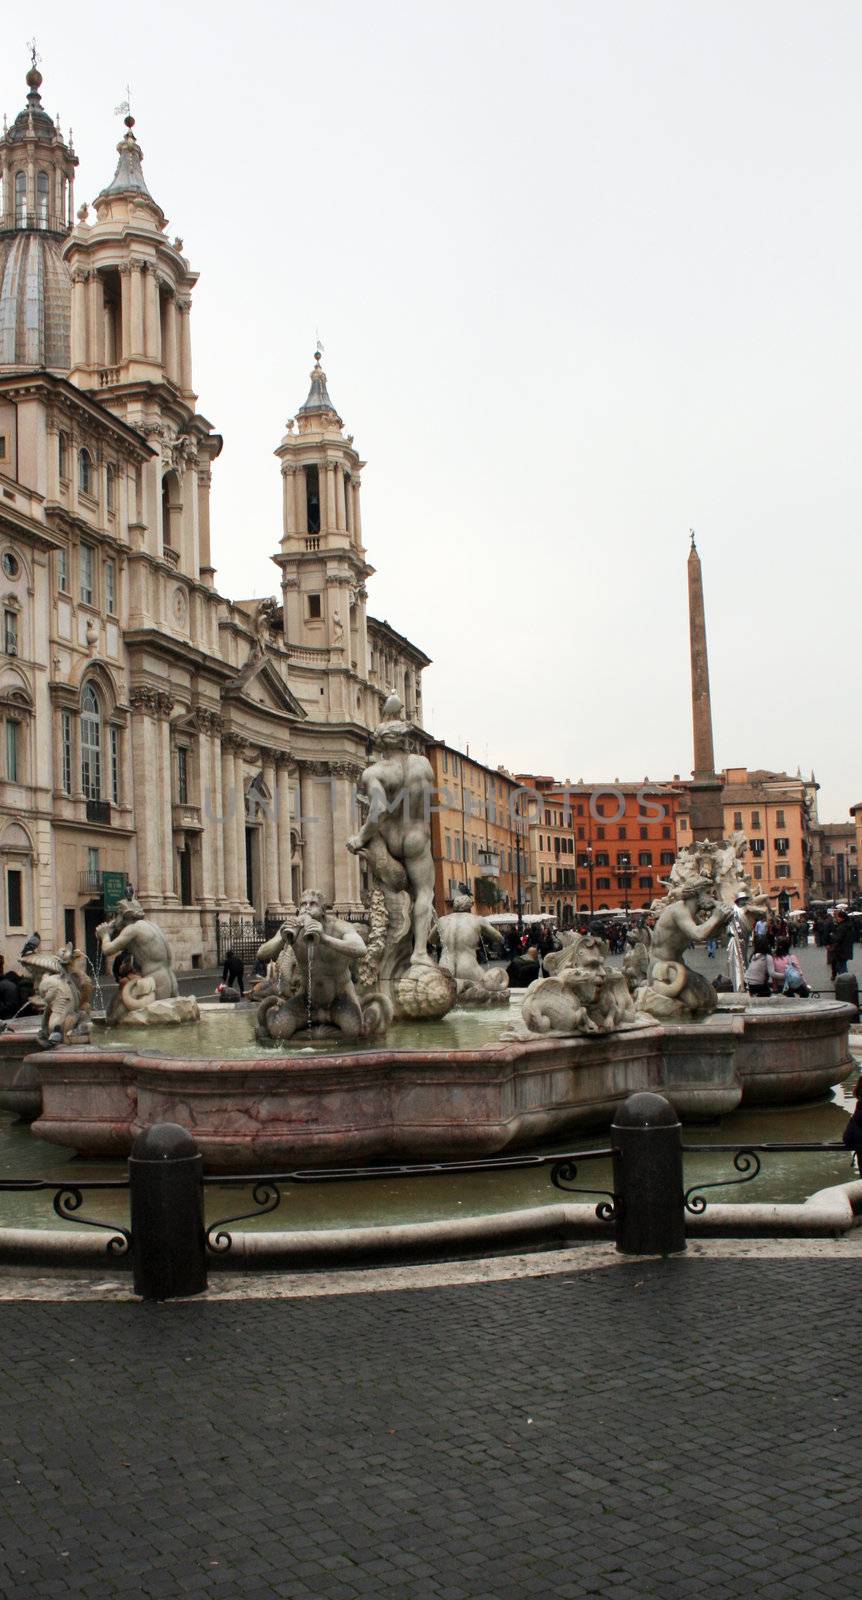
[6,1,860,820]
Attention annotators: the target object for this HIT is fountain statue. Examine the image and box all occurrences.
[23,945,93,1046]
[95,899,199,1026]
[436,895,509,1006]
[516,931,643,1036]
[254,888,390,1042]
[636,834,767,1021]
[347,694,456,1021]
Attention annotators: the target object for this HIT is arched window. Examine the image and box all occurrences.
[161,470,181,550]
[15,173,26,227]
[80,684,102,800]
[105,464,115,513]
[78,448,93,497]
[36,172,48,228]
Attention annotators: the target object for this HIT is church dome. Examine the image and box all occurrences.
[0,230,70,371]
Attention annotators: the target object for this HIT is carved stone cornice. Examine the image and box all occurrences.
[298,759,333,777]
[274,750,296,768]
[329,761,362,781]
[129,685,174,718]
[221,729,249,753]
[281,462,297,475]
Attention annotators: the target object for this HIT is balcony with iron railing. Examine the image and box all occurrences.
[78,869,102,894]
[1,211,70,237]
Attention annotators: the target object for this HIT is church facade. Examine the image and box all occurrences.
[0,65,429,970]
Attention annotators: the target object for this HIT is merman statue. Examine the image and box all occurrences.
[254,887,390,1042]
[436,895,509,1006]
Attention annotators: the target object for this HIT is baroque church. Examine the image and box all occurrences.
[0,63,429,969]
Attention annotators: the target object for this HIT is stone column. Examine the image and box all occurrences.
[210,725,225,900]
[159,704,177,902]
[130,260,145,357]
[119,264,132,361]
[294,467,307,535]
[282,463,297,535]
[220,736,239,904]
[145,266,161,362]
[261,751,280,911]
[330,764,361,911]
[276,756,294,908]
[232,742,249,905]
[352,477,362,546]
[197,466,213,577]
[178,296,193,394]
[299,763,334,904]
[71,270,88,368]
[195,711,221,907]
[129,688,173,903]
[335,466,347,531]
[87,271,103,368]
[163,291,179,383]
[323,461,337,532]
[345,475,353,538]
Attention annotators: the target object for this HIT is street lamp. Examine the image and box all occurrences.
[585,845,594,918]
[617,855,631,917]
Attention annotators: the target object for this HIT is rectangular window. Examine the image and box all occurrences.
[0,436,6,460]
[177,746,189,805]
[640,825,648,839]
[6,868,22,929]
[750,839,765,857]
[58,547,69,593]
[596,876,610,890]
[444,833,451,859]
[753,863,763,880]
[775,864,790,879]
[660,851,674,866]
[662,825,671,839]
[775,837,789,856]
[4,610,17,655]
[455,837,461,861]
[776,809,785,828]
[596,825,605,840]
[60,710,72,794]
[307,593,322,620]
[733,811,743,830]
[639,851,652,866]
[104,560,116,615]
[618,825,627,839]
[87,846,99,874]
[751,810,761,828]
[442,749,448,774]
[5,720,18,782]
[639,875,652,890]
[110,725,120,806]
[80,544,94,605]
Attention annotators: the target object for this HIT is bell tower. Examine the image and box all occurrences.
[273,352,374,717]
[62,112,221,583]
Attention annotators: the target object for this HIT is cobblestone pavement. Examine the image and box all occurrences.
[0,1256,855,1598]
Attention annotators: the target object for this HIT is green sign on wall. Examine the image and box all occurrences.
[102,871,127,913]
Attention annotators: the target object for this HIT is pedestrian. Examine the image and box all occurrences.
[745,938,775,998]
[506,945,541,988]
[706,936,717,959]
[780,951,810,998]
[221,948,245,996]
[827,909,854,980]
[842,1077,862,1178]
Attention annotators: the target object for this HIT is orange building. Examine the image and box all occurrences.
[677,767,816,909]
[427,742,528,916]
[517,776,683,920]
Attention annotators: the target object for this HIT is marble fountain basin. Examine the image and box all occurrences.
[15,996,856,1172]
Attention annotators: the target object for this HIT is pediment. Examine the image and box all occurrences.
[223,654,307,720]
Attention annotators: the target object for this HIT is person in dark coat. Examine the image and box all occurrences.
[221,949,245,995]
[506,946,541,988]
[827,910,854,979]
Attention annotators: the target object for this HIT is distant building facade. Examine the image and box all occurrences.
[427,743,527,916]
[809,822,858,904]
[681,767,817,909]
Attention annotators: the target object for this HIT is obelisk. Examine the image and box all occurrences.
[687,531,724,841]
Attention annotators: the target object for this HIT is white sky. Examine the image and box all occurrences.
[6,1,860,820]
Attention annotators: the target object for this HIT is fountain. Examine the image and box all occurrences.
[0,782,852,1171]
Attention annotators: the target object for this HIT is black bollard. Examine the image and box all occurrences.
[612,1092,686,1257]
[129,1122,207,1300]
[834,973,860,1019]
